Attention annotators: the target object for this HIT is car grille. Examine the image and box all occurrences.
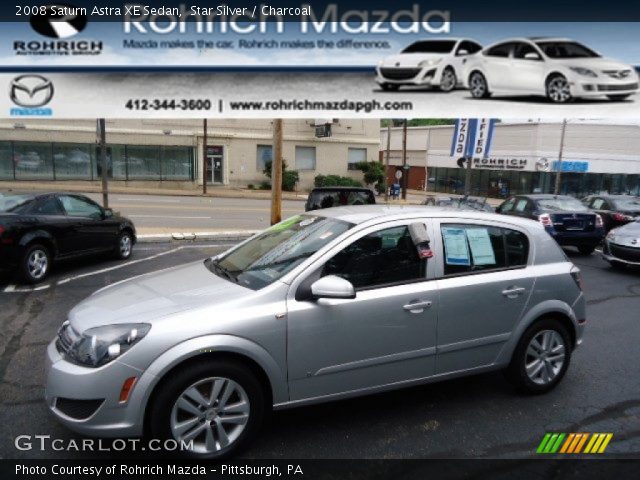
[597,83,638,92]
[602,69,633,79]
[55,398,104,420]
[610,243,640,263]
[380,68,421,80]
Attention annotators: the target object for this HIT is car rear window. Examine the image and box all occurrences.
[308,190,374,210]
[536,198,588,212]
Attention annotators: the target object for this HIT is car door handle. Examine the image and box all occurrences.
[403,301,433,313]
[502,287,526,298]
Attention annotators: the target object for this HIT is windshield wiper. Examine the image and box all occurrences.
[207,258,238,283]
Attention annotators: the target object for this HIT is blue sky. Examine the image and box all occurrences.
[1,21,639,67]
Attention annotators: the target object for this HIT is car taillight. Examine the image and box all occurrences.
[538,214,552,227]
[0,225,4,236]
[612,212,633,222]
[595,214,604,228]
[570,267,583,291]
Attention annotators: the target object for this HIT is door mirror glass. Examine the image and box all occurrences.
[524,52,541,60]
[456,49,469,56]
[311,275,356,300]
[103,208,114,219]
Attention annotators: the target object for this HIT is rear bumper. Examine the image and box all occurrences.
[546,228,605,247]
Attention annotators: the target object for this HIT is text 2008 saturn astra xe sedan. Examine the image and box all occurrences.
[46,206,586,458]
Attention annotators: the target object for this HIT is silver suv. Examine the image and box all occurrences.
[46,206,585,458]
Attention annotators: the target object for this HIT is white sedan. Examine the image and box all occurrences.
[376,38,482,92]
[464,37,639,103]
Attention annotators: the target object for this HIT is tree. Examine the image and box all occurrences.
[263,159,299,192]
[355,161,386,194]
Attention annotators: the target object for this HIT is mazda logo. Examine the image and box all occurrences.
[10,75,54,107]
[535,158,550,172]
[30,4,87,39]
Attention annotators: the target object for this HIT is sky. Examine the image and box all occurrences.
[1,21,639,67]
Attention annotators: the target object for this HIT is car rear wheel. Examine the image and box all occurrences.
[506,319,572,394]
[148,359,267,459]
[439,67,457,92]
[469,72,490,98]
[608,260,627,270]
[607,94,631,101]
[546,75,572,103]
[20,243,51,284]
[578,245,595,255]
[114,231,133,260]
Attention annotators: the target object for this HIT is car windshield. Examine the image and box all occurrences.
[401,41,456,54]
[0,195,34,213]
[535,41,600,58]
[536,198,589,211]
[613,198,640,210]
[207,215,353,290]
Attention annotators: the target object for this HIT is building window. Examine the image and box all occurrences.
[257,145,273,172]
[161,146,193,180]
[126,145,161,180]
[14,142,53,180]
[295,146,316,171]
[53,143,92,180]
[0,141,12,180]
[347,147,367,171]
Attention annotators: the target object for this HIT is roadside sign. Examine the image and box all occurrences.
[450,118,471,157]
[395,170,403,179]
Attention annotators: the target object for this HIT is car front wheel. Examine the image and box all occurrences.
[578,245,595,255]
[114,231,133,260]
[148,359,267,459]
[507,319,572,394]
[20,243,51,284]
[469,72,490,98]
[546,75,572,103]
[439,67,457,92]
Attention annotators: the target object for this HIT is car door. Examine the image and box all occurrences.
[510,42,546,93]
[432,220,534,373]
[285,220,439,401]
[453,40,482,78]
[482,42,515,91]
[58,195,112,253]
[26,195,76,256]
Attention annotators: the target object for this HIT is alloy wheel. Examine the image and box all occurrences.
[470,73,487,97]
[440,69,456,91]
[547,77,571,103]
[525,330,566,385]
[27,249,48,280]
[170,377,250,454]
[120,234,132,257]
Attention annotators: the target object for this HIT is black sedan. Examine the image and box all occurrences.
[0,193,136,283]
[497,194,605,254]
[423,195,495,212]
[582,194,640,233]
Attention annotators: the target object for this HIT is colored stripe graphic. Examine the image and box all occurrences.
[537,433,613,454]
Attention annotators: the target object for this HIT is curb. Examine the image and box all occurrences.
[137,231,260,243]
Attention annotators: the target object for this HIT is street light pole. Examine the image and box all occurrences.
[554,118,568,195]
[271,119,284,225]
[384,122,391,202]
[401,119,408,200]
[202,119,208,195]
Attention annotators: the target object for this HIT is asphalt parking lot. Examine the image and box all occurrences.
[0,243,639,459]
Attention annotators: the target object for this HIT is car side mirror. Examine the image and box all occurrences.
[103,208,114,219]
[524,52,541,61]
[310,275,356,300]
[457,49,469,56]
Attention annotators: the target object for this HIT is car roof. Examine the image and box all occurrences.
[488,37,573,46]
[310,204,538,229]
[310,187,373,192]
[517,194,574,200]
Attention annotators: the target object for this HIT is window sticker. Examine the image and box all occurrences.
[466,228,497,266]
[442,227,471,266]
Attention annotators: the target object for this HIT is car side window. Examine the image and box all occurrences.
[592,198,605,209]
[499,197,516,213]
[485,42,512,58]
[441,224,507,276]
[457,41,482,55]
[60,196,103,219]
[505,229,530,267]
[515,198,529,212]
[32,197,64,216]
[322,225,425,289]
[513,42,540,60]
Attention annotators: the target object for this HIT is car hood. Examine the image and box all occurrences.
[611,221,640,238]
[68,261,250,332]
[552,57,634,72]
[381,53,445,67]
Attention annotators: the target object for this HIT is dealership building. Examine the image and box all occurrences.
[0,119,380,191]
[381,122,640,198]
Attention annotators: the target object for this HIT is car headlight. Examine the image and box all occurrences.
[606,229,617,241]
[418,58,442,68]
[570,67,597,78]
[59,322,151,367]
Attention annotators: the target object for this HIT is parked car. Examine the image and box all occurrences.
[582,195,640,232]
[465,37,639,103]
[497,194,605,254]
[376,38,482,92]
[305,187,376,211]
[0,193,136,283]
[602,220,640,269]
[423,195,495,212]
[46,206,585,458]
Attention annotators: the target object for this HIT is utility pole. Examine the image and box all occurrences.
[384,122,391,202]
[202,119,208,195]
[401,119,408,200]
[554,118,567,195]
[464,156,472,196]
[271,119,283,225]
[97,119,108,209]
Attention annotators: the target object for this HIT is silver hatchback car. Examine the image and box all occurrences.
[46,206,586,458]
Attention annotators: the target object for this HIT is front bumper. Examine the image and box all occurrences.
[602,240,640,265]
[45,339,148,437]
[572,76,639,97]
[376,65,442,86]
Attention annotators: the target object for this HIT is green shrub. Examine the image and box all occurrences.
[263,159,299,191]
[314,174,362,188]
[247,184,255,190]
[259,181,271,190]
